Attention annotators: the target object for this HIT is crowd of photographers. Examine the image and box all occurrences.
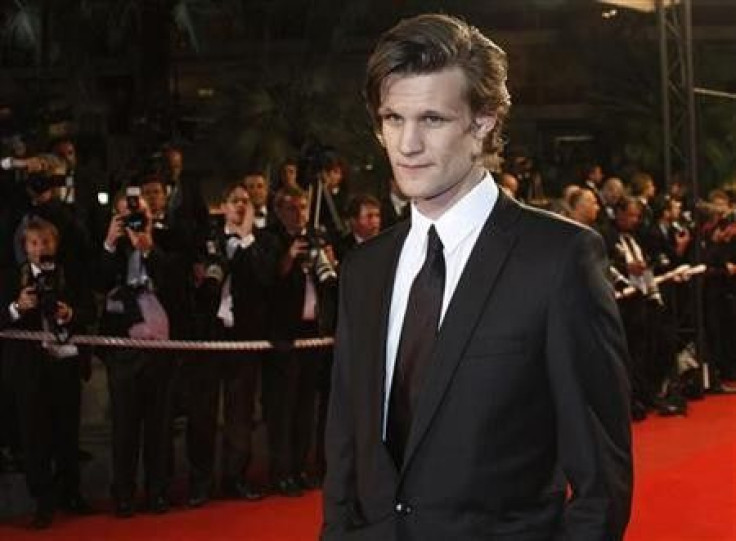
[501,164,736,421]
[1,137,735,530]
[0,138,390,529]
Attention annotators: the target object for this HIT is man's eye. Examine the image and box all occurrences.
[381,113,402,126]
[422,115,446,126]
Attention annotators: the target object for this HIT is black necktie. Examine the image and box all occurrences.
[387,225,445,466]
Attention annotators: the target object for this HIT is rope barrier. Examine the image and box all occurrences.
[0,330,334,351]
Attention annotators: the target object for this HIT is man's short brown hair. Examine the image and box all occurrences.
[22,216,59,246]
[345,193,380,220]
[365,13,511,158]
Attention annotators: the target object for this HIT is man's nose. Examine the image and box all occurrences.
[398,122,423,155]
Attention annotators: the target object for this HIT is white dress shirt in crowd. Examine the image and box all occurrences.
[383,173,498,435]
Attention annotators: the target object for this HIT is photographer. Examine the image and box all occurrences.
[702,190,736,385]
[182,181,278,507]
[1,217,93,529]
[96,186,186,517]
[264,186,337,496]
[605,197,683,419]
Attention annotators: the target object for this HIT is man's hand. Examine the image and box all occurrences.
[105,214,125,249]
[289,237,310,261]
[127,227,154,255]
[16,286,37,312]
[322,244,338,268]
[230,200,256,239]
[627,260,647,277]
[55,301,73,324]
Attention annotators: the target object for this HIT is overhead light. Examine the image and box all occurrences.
[597,0,679,14]
[602,8,618,18]
[197,88,215,98]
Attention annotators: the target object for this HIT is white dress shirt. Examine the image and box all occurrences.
[383,174,498,434]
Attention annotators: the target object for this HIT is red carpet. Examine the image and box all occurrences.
[1,395,735,540]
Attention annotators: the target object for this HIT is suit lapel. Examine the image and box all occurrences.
[401,192,522,472]
[371,221,410,473]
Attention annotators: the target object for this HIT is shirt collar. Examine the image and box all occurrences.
[410,172,498,256]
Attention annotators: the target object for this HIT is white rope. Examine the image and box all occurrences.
[0,330,334,351]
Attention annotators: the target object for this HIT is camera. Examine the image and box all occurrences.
[202,217,226,285]
[27,173,66,194]
[123,186,148,232]
[1,153,67,193]
[35,255,59,322]
[298,229,337,284]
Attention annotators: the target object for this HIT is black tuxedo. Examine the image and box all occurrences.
[183,226,279,494]
[262,223,337,483]
[96,240,185,503]
[323,192,632,540]
[1,262,85,506]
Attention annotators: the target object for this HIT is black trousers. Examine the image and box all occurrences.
[10,350,81,503]
[262,322,323,482]
[183,325,261,492]
[104,348,174,501]
[620,296,677,404]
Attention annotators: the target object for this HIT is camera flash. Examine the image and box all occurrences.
[97,192,110,205]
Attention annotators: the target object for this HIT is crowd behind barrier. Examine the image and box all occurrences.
[1,138,735,530]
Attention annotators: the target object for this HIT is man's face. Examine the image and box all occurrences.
[351,204,381,240]
[602,179,623,206]
[141,182,168,215]
[245,175,269,208]
[282,164,298,188]
[643,180,656,200]
[222,187,250,227]
[277,195,309,234]
[322,167,343,190]
[167,150,183,180]
[576,190,600,225]
[669,199,682,222]
[25,231,58,266]
[711,196,729,217]
[57,142,77,169]
[589,166,603,185]
[616,203,641,232]
[500,173,519,197]
[378,67,492,218]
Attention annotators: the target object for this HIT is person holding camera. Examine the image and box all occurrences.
[264,185,338,496]
[182,181,278,507]
[1,217,93,529]
[97,187,187,517]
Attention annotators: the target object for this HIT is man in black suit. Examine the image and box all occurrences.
[335,194,382,262]
[97,189,187,517]
[183,181,277,507]
[244,172,278,230]
[322,14,633,540]
[265,186,338,496]
[378,177,410,231]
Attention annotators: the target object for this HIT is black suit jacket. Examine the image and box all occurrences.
[323,192,633,540]
[267,223,338,341]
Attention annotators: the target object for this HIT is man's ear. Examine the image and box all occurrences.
[471,114,496,139]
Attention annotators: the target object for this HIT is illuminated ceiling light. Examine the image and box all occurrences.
[597,0,679,13]
[602,8,618,18]
[197,88,215,98]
